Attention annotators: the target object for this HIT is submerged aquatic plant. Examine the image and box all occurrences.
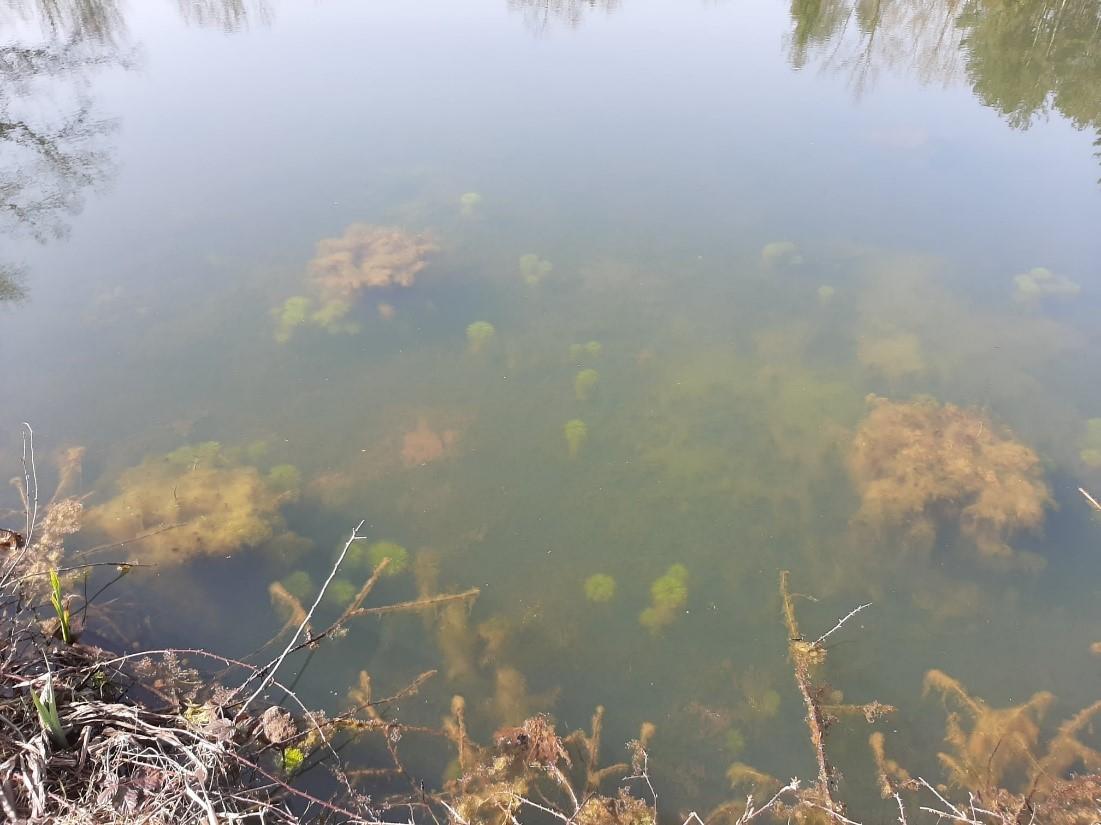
[849,395,1052,564]
[760,240,803,268]
[466,321,496,353]
[569,340,603,361]
[272,296,313,343]
[272,295,359,341]
[1081,418,1101,469]
[639,563,688,633]
[1012,266,1079,304]
[323,578,359,608]
[583,573,617,603]
[459,191,483,216]
[366,541,409,575]
[817,285,836,304]
[574,368,600,401]
[308,223,438,299]
[83,442,304,565]
[519,253,553,286]
[280,571,314,601]
[564,419,588,458]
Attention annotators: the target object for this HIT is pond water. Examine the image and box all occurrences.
[2,0,1101,819]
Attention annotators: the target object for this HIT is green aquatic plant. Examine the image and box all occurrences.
[367,541,409,575]
[323,578,358,608]
[564,419,588,458]
[519,253,553,286]
[48,570,72,644]
[574,368,600,401]
[817,284,836,304]
[272,295,313,343]
[311,299,361,335]
[584,573,617,603]
[760,240,803,268]
[459,191,483,216]
[466,321,496,353]
[724,727,747,756]
[1012,266,1079,304]
[266,464,302,494]
[1082,418,1101,469]
[639,564,689,634]
[31,674,68,749]
[280,571,314,601]
[279,745,306,775]
[569,340,603,361]
[165,440,224,468]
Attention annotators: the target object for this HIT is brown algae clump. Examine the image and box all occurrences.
[639,563,688,634]
[309,223,438,299]
[84,442,303,565]
[848,395,1052,562]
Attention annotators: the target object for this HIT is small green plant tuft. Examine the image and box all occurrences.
[49,570,72,644]
[31,674,68,749]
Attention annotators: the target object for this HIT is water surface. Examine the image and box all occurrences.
[2,0,1101,818]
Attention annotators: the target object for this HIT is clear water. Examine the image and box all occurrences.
[2,0,1101,818]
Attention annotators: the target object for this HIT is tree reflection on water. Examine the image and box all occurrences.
[787,0,1101,177]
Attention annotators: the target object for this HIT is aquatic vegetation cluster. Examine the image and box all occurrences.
[1012,266,1080,304]
[308,223,438,298]
[1080,418,1101,469]
[401,417,461,466]
[638,563,688,633]
[519,252,553,285]
[564,418,588,458]
[83,442,305,565]
[575,368,600,400]
[760,240,803,268]
[459,191,483,217]
[569,340,603,361]
[848,395,1053,563]
[466,320,496,352]
[271,294,360,342]
[583,573,617,603]
[856,331,925,380]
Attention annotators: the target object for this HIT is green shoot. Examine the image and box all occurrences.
[31,674,68,749]
[48,569,72,644]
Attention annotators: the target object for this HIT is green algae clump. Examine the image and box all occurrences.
[584,573,617,603]
[280,570,314,602]
[569,340,603,361]
[1080,418,1101,469]
[366,541,409,575]
[574,368,600,401]
[323,577,359,608]
[639,564,689,634]
[84,442,303,565]
[760,241,803,269]
[311,299,360,335]
[272,296,313,343]
[266,464,302,494]
[1012,266,1079,304]
[564,419,588,458]
[459,192,483,216]
[519,253,553,286]
[466,321,496,353]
